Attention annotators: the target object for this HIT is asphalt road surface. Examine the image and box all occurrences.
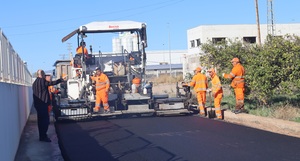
[55,115,300,161]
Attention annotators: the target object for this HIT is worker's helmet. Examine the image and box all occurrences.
[194,67,201,72]
[95,67,101,71]
[231,57,240,63]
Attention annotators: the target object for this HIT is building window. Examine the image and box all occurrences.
[212,37,226,44]
[243,37,256,43]
[190,40,195,48]
[196,39,201,46]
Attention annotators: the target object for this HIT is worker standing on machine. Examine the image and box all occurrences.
[90,67,110,114]
[132,75,141,93]
[190,67,208,116]
[76,41,88,57]
[207,68,223,119]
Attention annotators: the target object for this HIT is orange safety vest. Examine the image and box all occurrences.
[132,77,141,85]
[224,63,245,88]
[90,73,110,91]
[76,46,88,55]
[211,73,223,94]
[190,73,208,92]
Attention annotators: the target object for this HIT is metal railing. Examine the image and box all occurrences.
[0,28,32,86]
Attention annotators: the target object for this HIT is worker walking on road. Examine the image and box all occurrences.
[190,67,208,116]
[207,68,223,119]
[90,67,110,114]
[223,57,246,114]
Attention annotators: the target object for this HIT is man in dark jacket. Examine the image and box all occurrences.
[32,69,65,142]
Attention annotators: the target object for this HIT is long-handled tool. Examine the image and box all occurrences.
[207,91,216,119]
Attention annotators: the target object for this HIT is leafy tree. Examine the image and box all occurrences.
[199,35,300,106]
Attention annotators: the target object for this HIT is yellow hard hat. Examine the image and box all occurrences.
[231,57,240,63]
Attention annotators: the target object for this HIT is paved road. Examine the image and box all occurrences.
[55,115,300,161]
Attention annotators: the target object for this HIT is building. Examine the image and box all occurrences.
[184,23,300,76]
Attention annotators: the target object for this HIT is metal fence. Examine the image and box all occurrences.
[0,29,32,85]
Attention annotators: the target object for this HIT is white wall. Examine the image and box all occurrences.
[0,82,32,161]
[0,28,33,161]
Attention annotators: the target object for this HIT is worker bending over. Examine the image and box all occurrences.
[223,57,246,114]
[190,67,208,116]
[90,67,110,114]
[207,68,223,119]
[132,76,141,93]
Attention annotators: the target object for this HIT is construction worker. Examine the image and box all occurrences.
[45,74,61,115]
[223,57,246,114]
[207,68,223,119]
[132,76,141,93]
[76,41,88,56]
[190,67,208,116]
[90,67,110,113]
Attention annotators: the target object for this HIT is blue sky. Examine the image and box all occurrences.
[1,0,299,73]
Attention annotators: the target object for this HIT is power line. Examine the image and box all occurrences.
[2,0,184,29]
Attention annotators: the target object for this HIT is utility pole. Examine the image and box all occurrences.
[255,0,262,46]
[67,43,73,60]
[267,0,276,36]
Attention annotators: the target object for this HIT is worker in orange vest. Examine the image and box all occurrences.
[190,67,208,116]
[90,67,110,113]
[223,57,246,114]
[132,76,141,93]
[207,68,223,119]
[45,75,60,115]
[76,41,88,56]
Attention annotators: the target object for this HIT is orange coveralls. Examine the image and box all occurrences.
[90,73,110,111]
[190,72,208,115]
[132,77,141,93]
[210,72,223,119]
[224,63,245,110]
[48,86,59,114]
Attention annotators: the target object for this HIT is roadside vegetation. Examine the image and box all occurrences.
[198,35,300,122]
[149,35,300,122]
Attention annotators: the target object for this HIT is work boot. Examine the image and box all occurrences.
[199,112,206,117]
[93,108,99,113]
[232,109,242,114]
[104,109,110,114]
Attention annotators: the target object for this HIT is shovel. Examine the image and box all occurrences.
[207,91,216,119]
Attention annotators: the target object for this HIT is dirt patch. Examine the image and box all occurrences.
[152,83,300,138]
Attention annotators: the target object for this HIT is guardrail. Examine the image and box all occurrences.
[0,28,33,161]
[0,29,32,86]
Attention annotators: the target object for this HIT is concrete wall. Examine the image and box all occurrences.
[0,28,33,161]
[0,83,32,161]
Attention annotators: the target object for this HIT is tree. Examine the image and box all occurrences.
[200,35,300,106]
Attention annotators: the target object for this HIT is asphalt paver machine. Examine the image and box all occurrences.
[52,21,192,120]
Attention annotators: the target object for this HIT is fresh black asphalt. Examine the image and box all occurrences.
[55,115,300,161]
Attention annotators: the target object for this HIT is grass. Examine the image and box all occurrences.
[221,88,300,123]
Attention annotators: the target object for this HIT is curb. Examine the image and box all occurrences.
[223,110,300,138]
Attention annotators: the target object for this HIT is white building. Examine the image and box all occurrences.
[184,23,300,76]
